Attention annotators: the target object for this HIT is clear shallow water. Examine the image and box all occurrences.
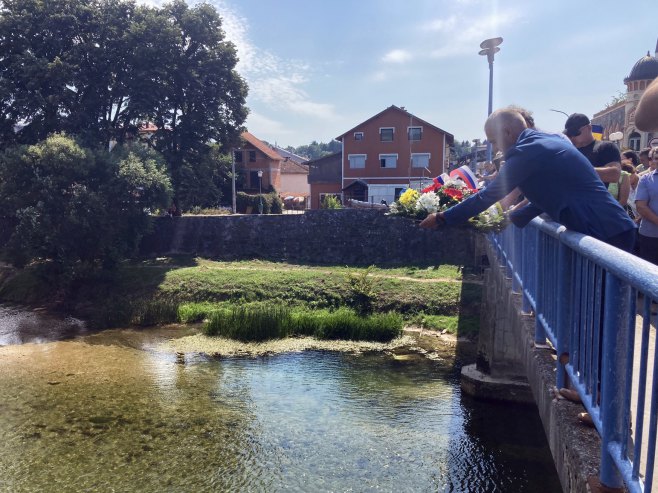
[0,317,561,492]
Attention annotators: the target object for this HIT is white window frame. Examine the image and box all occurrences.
[411,153,430,168]
[379,127,394,142]
[379,153,398,168]
[354,131,364,141]
[408,126,422,141]
[348,154,366,169]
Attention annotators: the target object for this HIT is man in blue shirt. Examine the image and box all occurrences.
[635,147,658,264]
[419,108,636,252]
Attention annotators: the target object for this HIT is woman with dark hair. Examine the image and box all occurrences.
[622,150,639,167]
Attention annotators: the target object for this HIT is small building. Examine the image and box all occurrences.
[307,151,342,209]
[335,105,454,205]
[279,158,310,209]
[237,131,283,193]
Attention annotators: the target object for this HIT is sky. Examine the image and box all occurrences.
[161,0,657,148]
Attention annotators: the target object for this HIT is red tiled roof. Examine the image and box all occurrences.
[335,105,454,144]
[280,160,309,174]
[241,131,282,161]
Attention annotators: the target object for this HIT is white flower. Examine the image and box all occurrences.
[389,202,400,214]
[416,192,441,213]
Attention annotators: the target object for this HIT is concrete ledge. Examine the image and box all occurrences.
[460,363,534,404]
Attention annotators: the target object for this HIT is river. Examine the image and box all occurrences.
[0,306,561,492]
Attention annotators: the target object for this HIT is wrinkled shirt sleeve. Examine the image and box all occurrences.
[509,202,543,228]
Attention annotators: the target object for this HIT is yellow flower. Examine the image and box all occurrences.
[398,188,419,207]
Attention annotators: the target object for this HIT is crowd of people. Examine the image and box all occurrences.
[420,88,658,266]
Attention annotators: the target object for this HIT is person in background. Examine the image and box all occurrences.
[563,113,621,185]
[635,147,658,264]
[621,161,640,220]
[608,164,631,207]
[637,148,651,175]
[622,150,639,168]
[635,76,658,132]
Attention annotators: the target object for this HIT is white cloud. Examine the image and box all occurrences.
[211,0,336,120]
[245,112,292,137]
[426,10,523,58]
[382,49,412,64]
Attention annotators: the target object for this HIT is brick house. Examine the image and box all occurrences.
[335,105,454,205]
[236,131,283,193]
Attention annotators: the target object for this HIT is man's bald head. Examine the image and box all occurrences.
[484,108,529,154]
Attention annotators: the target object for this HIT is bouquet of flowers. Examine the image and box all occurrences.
[389,178,508,233]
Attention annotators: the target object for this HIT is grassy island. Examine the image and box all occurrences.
[0,258,482,342]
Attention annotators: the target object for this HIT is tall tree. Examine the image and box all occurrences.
[0,0,248,206]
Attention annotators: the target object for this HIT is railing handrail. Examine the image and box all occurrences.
[531,217,658,298]
[489,217,658,493]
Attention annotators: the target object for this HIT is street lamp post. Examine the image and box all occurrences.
[479,37,503,163]
[609,131,624,149]
[257,170,263,214]
[550,109,570,118]
[231,149,238,214]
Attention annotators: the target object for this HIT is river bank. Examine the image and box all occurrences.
[0,258,483,340]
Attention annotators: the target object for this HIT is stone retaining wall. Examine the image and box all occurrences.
[139,210,482,266]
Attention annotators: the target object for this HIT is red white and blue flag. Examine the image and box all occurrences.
[449,165,478,189]
[422,173,450,193]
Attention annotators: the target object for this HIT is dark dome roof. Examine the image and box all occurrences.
[625,51,658,83]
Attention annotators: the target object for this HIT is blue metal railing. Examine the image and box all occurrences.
[489,217,658,493]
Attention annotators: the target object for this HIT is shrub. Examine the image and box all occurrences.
[346,266,375,315]
[321,195,342,209]
[236,192,283,214]
[0,136,171,281]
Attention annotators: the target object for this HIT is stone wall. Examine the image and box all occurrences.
[139,210,482,266]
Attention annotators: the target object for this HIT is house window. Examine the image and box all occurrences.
[249,150,256,162]
[408,127,422,141]
[249,171,259,188]
[379,154,398,168]
[411,153,430,168]
[354,132,364,141]
[348,154,366,168]
[234,150,243,163]
[380,127,394,142]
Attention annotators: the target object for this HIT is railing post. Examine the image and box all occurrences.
[511,225,522,293]
[534,233,547,345]
[555,241,572,389]
[521,226,534,314]
[599,274,630,489]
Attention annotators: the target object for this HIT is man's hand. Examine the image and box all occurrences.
[419,212,446,229]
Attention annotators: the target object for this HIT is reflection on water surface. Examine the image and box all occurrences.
[0,318,561,492]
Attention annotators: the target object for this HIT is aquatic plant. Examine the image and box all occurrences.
[203,305,403,343]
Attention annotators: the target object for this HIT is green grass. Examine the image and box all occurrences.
[203,305,403,343]
[409,314,480,338]
[0,258,482,337]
